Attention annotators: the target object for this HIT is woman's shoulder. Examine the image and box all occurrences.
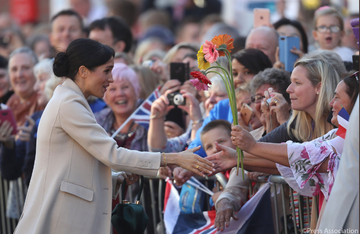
[258,121,297,143]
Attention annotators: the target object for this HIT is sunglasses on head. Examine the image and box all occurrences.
[350,71,359,83]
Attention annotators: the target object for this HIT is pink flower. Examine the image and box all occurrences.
[190,79,210,91]
[190,71,212,91]
[300,148,309,159]
[312,183,321,196]
[320,145,328,155]
[202,40,219,63]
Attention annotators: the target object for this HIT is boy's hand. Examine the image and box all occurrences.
[206,142,237,175]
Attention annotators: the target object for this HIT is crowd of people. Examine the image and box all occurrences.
[0,1,358,234]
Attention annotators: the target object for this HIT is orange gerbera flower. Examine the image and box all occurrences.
[211,34,234,57]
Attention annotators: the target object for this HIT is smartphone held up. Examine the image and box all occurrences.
[240,103,253,126]
[279,36,300,72]
[253,8,270,28]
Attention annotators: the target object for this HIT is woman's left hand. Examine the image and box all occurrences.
[175,146,214,177]
[231,125,256,152]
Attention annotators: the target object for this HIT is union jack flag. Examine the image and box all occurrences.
[111,87,161,138]
[163,178,274,234]
[132,86,161,129]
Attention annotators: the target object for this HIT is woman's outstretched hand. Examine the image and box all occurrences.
[205,142,238,175]
[173,146,215,177]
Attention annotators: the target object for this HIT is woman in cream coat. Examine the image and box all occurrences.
[14,38,213,234]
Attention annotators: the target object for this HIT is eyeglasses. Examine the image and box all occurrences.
[251,94,265,103]
[316,25,341,33]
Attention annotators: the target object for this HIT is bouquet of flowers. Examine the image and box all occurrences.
[189,34,245,178]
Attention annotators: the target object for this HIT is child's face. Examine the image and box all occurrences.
[313,15,344,50]
[236,91,252,112]
[201,127,235,156]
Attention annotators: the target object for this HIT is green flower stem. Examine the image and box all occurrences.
[224,49,245,178]
[206,71,232,100]
[200,47,245,179]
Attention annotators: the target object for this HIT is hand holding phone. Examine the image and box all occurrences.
[253,8,271,28]
[279,36,300,72]
[0,109,17,136]
[240,103,253,126]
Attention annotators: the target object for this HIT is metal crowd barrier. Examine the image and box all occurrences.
[125,175,226,234]
[268,175,318,234]
[0,173,318,234]
[0,174,26,234]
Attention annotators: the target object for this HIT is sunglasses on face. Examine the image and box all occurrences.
[316,25,341,33]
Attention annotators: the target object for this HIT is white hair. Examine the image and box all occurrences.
[33,58,53,78]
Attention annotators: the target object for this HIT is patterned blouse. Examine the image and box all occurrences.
[276,129,342,201]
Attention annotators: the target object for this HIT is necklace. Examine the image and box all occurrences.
[111,121,137,141]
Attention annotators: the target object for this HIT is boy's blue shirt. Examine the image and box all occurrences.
[188,99,233,157]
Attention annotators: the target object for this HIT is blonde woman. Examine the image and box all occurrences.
[206,50,346,231]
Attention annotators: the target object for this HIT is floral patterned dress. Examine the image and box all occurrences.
[276,129,343,201]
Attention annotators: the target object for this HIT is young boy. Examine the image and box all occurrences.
[200,119,235,158]
[200,120,250,208]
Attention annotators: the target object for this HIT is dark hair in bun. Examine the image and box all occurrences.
[53,38,115,80]
[53,52,68,77]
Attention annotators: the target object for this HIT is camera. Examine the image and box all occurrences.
[266,98,272,105]
[167,92,186,106]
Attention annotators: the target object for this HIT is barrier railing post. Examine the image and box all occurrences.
[149,178,157,234]
[280,184,288,234]
[158,179,165,234]
[0,176,8,234]
[272,183,280,234]
[298,195,304,233]
[305,196,310,231]
[289,188,299,234]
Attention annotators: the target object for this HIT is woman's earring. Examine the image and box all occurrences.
[317,91,319,95]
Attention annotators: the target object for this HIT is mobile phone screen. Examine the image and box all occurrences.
[0,109,18,135]
[170,62,189,84]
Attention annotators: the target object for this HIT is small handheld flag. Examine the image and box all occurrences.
[335,107,350,139]
[111,87,161,138]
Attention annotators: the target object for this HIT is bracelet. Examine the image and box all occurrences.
[192,118,204,126]
[162,152,167,167]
